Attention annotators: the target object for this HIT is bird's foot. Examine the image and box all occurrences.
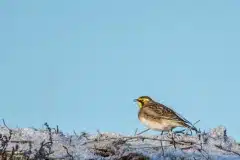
[167,131,175,139]
[166,130,177,149]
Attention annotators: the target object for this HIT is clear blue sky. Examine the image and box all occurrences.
[0,1,240,140]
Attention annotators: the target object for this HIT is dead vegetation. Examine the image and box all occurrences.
[0,119,73,160]
[0,119,239,160]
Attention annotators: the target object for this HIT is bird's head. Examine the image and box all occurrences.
[134,96,154,108]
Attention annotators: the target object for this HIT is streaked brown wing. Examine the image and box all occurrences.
[143,102,190,124]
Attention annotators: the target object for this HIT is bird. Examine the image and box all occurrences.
[134,96,198,134]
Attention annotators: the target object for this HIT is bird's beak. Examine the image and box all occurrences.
[133,99,138,102]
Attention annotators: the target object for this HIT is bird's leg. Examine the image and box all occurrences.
[160,131,164,136]
[160,131,164,156]
[169,129,176,149]
[167,130,172,138]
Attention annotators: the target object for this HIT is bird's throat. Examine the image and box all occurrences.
[137,102,143,108]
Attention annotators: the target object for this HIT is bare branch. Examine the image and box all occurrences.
[63,146,74,160]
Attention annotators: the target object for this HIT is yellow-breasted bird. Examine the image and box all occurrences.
[134,96,198,133]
